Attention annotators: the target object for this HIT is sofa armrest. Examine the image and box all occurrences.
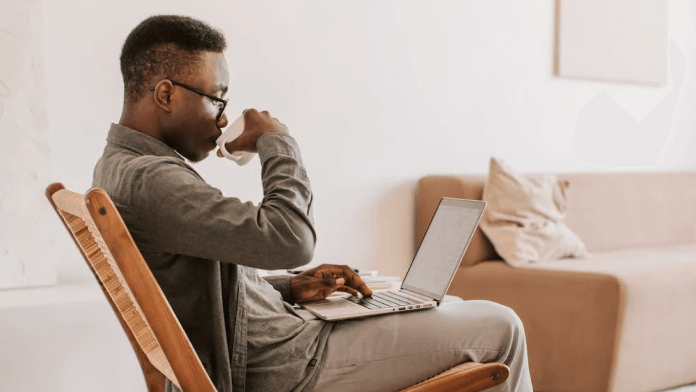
[448,261,621,392]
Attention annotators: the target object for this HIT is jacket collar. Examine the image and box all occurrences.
[106,123,184,161]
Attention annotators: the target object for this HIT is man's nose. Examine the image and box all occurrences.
[217,112,229,128]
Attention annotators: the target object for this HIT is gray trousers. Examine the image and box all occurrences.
[313,297,533,392]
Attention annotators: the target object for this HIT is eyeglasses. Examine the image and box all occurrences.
[149,80,228,121]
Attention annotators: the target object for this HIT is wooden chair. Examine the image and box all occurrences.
[46,183,509,392]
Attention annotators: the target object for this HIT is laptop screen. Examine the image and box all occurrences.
[401,198,485,301]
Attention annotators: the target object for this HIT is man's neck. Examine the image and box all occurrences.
[119,104,162,142]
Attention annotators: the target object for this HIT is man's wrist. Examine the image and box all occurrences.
[256,133,302,164]
[263,274,296,304]
[288,275,298,304]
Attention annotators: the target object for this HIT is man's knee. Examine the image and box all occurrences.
[475,300,526,337]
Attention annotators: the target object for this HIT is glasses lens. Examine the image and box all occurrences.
[217,102,227,121]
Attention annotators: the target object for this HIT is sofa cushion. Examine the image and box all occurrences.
[519,243,696,391]
[479,157,589,266]
[449,243,696,391]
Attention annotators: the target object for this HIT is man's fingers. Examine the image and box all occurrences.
[306,277,345,300]
[339,270,372,296]
[216,140,236,158]
[299,264,374,296]
[316,269,333,280]
[311,277,343,292]
[336,286,360,296]
[307,265,372,295]
[331,277,368,297]
[291,271,372,302]
[310,264,361,281]
[356,284,372,296]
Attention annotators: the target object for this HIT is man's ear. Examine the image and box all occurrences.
[152,80,174,114]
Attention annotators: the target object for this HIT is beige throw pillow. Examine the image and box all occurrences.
[479,157,589,266]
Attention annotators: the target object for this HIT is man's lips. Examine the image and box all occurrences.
[209,137,220,150]
[211,129,224,154]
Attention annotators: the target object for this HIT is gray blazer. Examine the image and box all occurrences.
[92,124,316,391]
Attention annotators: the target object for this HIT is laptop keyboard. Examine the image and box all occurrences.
[346,290,426,310]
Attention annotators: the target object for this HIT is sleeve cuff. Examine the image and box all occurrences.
[263,274,296,304]
[256,133,302,165]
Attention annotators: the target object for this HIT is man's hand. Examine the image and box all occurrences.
[217,108,289,157]
[289,264,373,303]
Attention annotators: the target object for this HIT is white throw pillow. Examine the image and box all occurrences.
[479,157,589,266]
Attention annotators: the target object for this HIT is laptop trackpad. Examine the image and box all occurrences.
[300,296,369,319]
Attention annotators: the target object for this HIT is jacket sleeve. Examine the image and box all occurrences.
[129,133,316,270]
[262,275,296,304]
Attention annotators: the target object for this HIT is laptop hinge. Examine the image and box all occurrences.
[399,288,436,303]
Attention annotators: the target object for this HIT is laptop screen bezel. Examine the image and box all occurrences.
[400,197,486,303]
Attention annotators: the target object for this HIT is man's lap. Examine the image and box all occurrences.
[313,297,522,392]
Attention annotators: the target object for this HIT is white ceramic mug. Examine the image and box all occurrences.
[216,114,256,165]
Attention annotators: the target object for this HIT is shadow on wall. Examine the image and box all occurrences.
[572,39,685,169]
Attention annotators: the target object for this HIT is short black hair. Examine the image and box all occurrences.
[120,15,227,103]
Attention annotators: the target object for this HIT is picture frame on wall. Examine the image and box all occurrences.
[554,0,668,86]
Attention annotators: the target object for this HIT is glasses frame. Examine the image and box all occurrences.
[149,80,228,121]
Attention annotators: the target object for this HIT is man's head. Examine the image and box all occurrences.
[119,15,229,162]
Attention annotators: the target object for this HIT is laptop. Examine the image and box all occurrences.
[300,197,486,321]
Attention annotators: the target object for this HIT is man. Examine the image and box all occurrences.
[93,15,532,392]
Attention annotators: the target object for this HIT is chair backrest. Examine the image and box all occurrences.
[46,183,217,392]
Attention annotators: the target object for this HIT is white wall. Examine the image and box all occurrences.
[5,1,695,391]
[45,0,696,281]
[0,0,56,290]
[0,301,144,391]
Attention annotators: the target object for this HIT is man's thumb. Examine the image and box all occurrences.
[335,278,345,286]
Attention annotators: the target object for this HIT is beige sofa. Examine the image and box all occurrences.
[416,172,696,392]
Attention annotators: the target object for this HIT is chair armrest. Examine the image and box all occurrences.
[399,362,509,392]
